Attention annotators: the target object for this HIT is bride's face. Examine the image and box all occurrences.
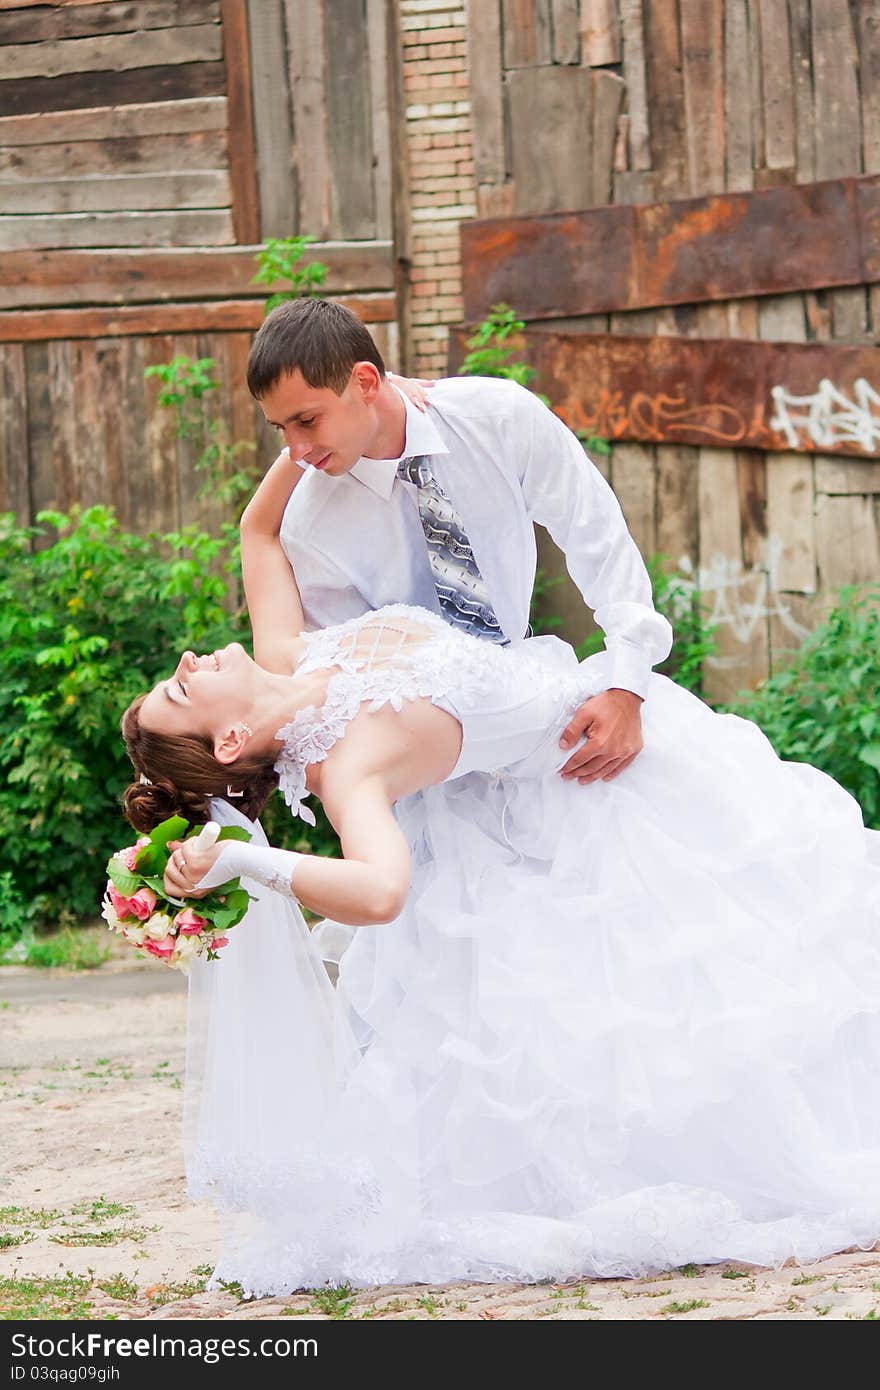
[139,642,257,741]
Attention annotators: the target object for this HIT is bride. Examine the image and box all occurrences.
[120,527,880,1292]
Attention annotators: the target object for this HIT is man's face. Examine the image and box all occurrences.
[258,366,377,476]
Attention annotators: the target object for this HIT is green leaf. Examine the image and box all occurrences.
[216,825,252,843]
[106,863,140,896]
[857,744,880,773]
[150,815,190,848]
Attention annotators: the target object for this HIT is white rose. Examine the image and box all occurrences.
[100,897,122,933]
[144,911,173,941]
[123,923,147,947]
[173,933,200,962]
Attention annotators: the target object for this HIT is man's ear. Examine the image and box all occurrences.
[213,725,248,766]
[352,361,382,403]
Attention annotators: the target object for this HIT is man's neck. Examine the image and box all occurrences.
[363,378,408,460]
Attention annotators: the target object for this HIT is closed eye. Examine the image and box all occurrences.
[178,680,187,697]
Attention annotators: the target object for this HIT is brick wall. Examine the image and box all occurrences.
[399,0,477,375]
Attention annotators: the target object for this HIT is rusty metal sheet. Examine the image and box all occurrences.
[461,176,875,323]
[448,327,880,458]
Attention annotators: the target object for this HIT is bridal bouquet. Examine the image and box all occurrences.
[102,816,254,973]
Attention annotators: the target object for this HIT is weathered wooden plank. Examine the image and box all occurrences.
[830,286,869,340]
[47,339,77,512]
[502,0,553,68]
[619,0,651,173]
[756,0,795,172]
[591,70,625,205]
[116,334,151,534]
[581,0,621,66]
[461,177,871,322]
[859,0,880,175]
[468,0,505,186]
[679,0,724,195]
[95,337,129,524]
[757,293,806,342]
[815,455,880,494]
[642,0,687,196]
[551,0,580,63]
[736,449,767,571]
[285,0,329,238]
[0,62,226,118]
[507,66,593,215]
[245,0,295,239]
[172,329,204,529]
[0,96,227,144]
[815,493,880,588]
[0,129,228,179]
[765,453,816,592]
[812,0,862,181]
[0,342,29,522]
[0,170,230,214]
[23,341,55,525]
[0,2,219,44]
[747,0,765,172]
[788,0,815,182]
[0,24,222,81]
[366,0,392,240]
[609,442,656,559]
[698,445,770,702]
[655,443,698,570]
[0,241,394,308]
[219,0,259,244]
[493,328,880,459]
[143,332,182,532]
[0,293,395,341]
[723,0,752,191]
[0,208,234,250]
[613,169,655,205]
[324,0,374,238]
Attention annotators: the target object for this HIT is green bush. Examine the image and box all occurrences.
[729,587,880,827]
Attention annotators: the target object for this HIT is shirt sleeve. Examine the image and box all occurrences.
[512,385,673,699]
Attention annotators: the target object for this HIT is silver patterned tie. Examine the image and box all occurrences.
[397,454,507,642]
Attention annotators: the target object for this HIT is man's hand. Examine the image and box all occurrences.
[559,688,643,784]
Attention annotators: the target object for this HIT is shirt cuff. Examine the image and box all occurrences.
[603,642,653,701]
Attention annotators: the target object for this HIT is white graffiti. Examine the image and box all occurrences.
[769,377,880,453]
[675,539,811,667]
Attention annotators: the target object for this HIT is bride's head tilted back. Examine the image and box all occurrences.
[121,642,278,832]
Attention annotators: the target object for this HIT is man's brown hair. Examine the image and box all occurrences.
[247,298,386,399]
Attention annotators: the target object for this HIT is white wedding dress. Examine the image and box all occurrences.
[184,605,880,1294]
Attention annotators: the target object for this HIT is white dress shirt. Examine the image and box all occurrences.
[279,377,672,698]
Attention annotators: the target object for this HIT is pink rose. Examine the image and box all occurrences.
[127,887,157,921]
[173,907,208,937]
[108,884,134,918]
[143,933,177,962]
[209,936,229,952]
[123,837,150,870]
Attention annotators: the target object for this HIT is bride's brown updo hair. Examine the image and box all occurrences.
[121,694,279,833]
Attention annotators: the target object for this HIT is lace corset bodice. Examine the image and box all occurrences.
[273,604,598,824]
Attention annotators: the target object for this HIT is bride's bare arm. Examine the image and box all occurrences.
[240,450,307,672]
[291,771,411,925]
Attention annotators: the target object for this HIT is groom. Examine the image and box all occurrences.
[242,298,672,784]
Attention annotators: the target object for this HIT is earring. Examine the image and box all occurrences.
[239,722,253,737]
[226,785,244,798]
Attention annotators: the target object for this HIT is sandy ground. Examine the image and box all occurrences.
[1,944,879,1322]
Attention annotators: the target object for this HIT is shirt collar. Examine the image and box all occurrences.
[350,384,449,499]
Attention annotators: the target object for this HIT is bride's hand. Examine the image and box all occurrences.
[387,371,436,413]
[164,838,225,900]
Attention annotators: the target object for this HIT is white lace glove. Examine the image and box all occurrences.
[195,841,304,902]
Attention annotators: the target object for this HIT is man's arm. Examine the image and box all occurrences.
[513,386,672,783]
[239,450,307,672]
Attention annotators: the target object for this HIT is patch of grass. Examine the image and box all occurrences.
[0,1205,63,1228]
[418,1295,442,1317]
[83,1060,134,1082]
[50,1226,152,1248]
[281,1305,314,1317]
[677,1263,701,1278]
[0,1232,33,1249]
[95,1274,138,1301]
[0,1272,93,1320]
[144,1270,213,1305]
[310,1283,354,1319]
[216,1277,247,1300]
[69,1197,134,1222]
[22,929,110,971]
[813,1304,831,1317]
[662,1298,711,1315]
[792,1273,823,1286]
[721,1269,749,1279]
[639,1288,673,1298]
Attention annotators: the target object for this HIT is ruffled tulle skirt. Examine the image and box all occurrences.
[186,669,880,1294]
